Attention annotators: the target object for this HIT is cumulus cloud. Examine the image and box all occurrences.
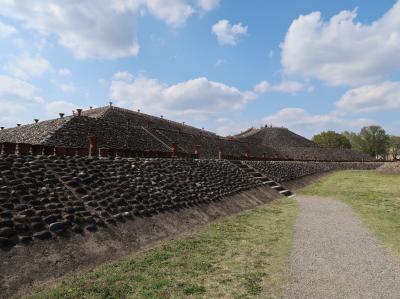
[214,118,252,136]
[0,1,141,59]
[51,81,77,93]
[212,19,247,46]
[45,100,77,116]
[0,75,40,101]
[198,0,220,11]
[254,80,311,94]
[254,81,270,93]
[0,75,43,125]
[263,108,370,136]
[109,72,256,118]
[58,68,71,76]
[336,81,400,113]
[0,0,219,59]
[281,1,400,86]
[4,54,51,80]
[146,0,194,27]
[0,21,17,39]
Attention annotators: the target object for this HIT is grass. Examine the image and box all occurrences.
[301,170,400,256]
[27,197,298,299]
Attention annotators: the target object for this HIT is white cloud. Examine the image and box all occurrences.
[336,81,400,113]
[0,75,43,125]
[0,1,141,59]
[254,80,311,94]
[0,1,219,59]
[254,81,270,93]
[263,108,370,136]
[281,1,400,86]
[113,71,135,81]
[45,100,77,116]
[147,0,194,27]
[4,54,51,80]
[215,119,252,136]
[212,19,247,46]
[0,21,17,38]
[198,0,220,11]
[98,79,107,87]
[0,98,29,127]
[0,75,38,100]
[52,81,77,93]
[58,68,71,76]
[214,58,226,67]
[109,72,256,118]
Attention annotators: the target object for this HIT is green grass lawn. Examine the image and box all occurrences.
[27,198,298,299]
[301,170,400,256]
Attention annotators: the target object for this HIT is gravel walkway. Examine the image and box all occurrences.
[285,195,400,299]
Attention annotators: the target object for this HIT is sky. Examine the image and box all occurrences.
[0,0,399,138]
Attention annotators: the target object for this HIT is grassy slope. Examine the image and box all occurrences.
[28,198,298,299]
[301,170,400,256]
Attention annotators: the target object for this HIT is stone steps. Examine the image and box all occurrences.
[230,160,295,198]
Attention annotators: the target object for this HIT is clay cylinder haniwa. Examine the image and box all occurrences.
[42,145,55,156]
[99,147,110,158]
[65,147,76,157]
[171,143,178,156]
[2,142,16,155]
[194,145,201,156]
[31,144,44,156]
[77,147,88,157]
[88,136,98,157]
[54,146,66,156]
[16,143,31,155]
[218,148,223,160]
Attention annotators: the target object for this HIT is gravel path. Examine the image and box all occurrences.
[285,195,400,299]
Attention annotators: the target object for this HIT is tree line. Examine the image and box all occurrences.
[312,126,400,160]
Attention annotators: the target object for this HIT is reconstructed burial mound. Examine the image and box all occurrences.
[0,152,382,298]
[0,105,374,161]
[0,106,382,297]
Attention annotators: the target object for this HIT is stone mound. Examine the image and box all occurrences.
[376,162,400,174]
[0,106,374,161]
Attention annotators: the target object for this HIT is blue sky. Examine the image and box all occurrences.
[0,0,399,137]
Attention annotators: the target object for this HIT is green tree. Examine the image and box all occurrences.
[359,125,390,158]
[342,131,363,152]
[389,136,400,160]
[312,131,352,149]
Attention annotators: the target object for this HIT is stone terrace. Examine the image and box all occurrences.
[0,154,262,249]
[245,161,382,182]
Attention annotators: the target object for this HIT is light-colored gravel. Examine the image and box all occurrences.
[285,195,400,299]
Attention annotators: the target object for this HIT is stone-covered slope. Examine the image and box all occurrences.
[245,161,382,182]
[0,155,262,249]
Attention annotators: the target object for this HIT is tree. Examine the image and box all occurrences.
[312,131,352,149]
[358,125,390,158]
[342,131,363,152]
[388,136,400,160]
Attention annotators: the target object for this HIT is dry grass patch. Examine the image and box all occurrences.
[26,198,298,299]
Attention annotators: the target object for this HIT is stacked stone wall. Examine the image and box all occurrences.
[0,155,261,249]
[245,161,382,182]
